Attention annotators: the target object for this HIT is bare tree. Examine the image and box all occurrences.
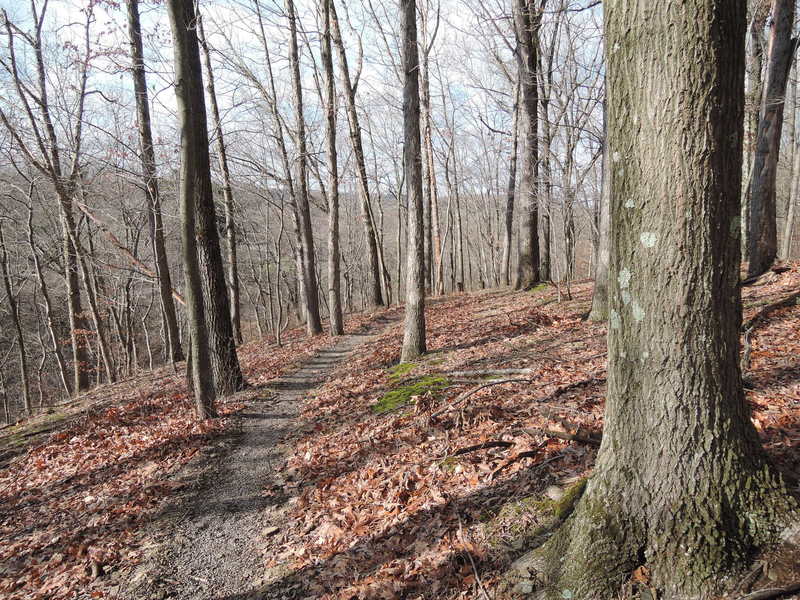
[320,0,344,335]
[287,0,323,335]
[747,0,796,277]
[125,0,184,363]
[329,0,385,307]
[0,220,30,415]
[401,0,426,362]
[0,3,94,393]
[512,0,542,289]
[166,0,224,417]
[197,15,243,345]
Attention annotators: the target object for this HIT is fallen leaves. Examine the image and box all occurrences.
[268,266,800,599]
[0,310,393,600]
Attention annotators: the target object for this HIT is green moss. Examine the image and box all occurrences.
[387,362,417,382]
[371,375,449,414]
[1,410,67,448]
[553,478,587,521]
[529,283,550,294]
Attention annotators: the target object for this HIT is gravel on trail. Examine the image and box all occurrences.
[115,317,396,600]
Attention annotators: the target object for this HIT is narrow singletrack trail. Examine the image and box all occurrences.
[118,315,398,600]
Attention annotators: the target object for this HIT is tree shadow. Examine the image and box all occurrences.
[210,453,568,600]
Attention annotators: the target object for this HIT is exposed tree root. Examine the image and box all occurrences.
[505,470,799,599]
[737,582,800,600]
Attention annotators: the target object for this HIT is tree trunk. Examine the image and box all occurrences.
[782,56,799,259]
[287,0,323,336]
[59,196,91,394]
[329,1,385,308]
[125,0,184,363]
[589,102,611,321]
[742,3,768,261]
[514,3,797,597]
[747,0,796,277]
[401,0,426,362]
[197,15,243,346]
[502,86,519,287]
[783,139,800,258]
[26,202,70,396]
[419,2,442,296]
[0,223,31,416]
[70,223,116,384]
[513,0,541,290]
[320,0,344,335]
[166,0,221,417]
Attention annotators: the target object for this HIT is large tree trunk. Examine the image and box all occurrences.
[513,3,797,597]
[321,0,344,336]
[125,0,184,364]
[401,0,426,363]
[287,0,323,336]
[747,0,796,277]
[197,16,243,346]
[329,1,385,308]
[167,0,224,416]
[513,0,541,290]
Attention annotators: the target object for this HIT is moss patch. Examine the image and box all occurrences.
[371,375,449,414]
[387,362,417,382]
[0,409,68,449]
[529,283,550,294]
[553,478,587,521]
[484,478,588,554]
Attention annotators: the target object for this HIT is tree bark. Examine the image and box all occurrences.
[419,2,443,296]
[329,1,385,308]
[747,0,796,277]
[743,2,769,261]
[783,143,799,258]
[320,0,344,335]
[125,0,184,363]
[166,0,223,417]
[401,0,426,362]
[782,56,800,259]
[502,85,519,287]
[287,0,323,336]
[513,0,541,290]
[197,15,243,346]
[515,2,797,597]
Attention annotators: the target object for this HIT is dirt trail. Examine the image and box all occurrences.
[116,315,397,600]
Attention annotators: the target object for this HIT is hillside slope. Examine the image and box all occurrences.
[1,270,799,599]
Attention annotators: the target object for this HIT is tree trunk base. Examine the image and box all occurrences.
[505,469,798,599]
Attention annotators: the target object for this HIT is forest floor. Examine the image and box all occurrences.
[1,268,800,600]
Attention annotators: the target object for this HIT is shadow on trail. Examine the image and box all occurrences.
[209,455,562,600]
